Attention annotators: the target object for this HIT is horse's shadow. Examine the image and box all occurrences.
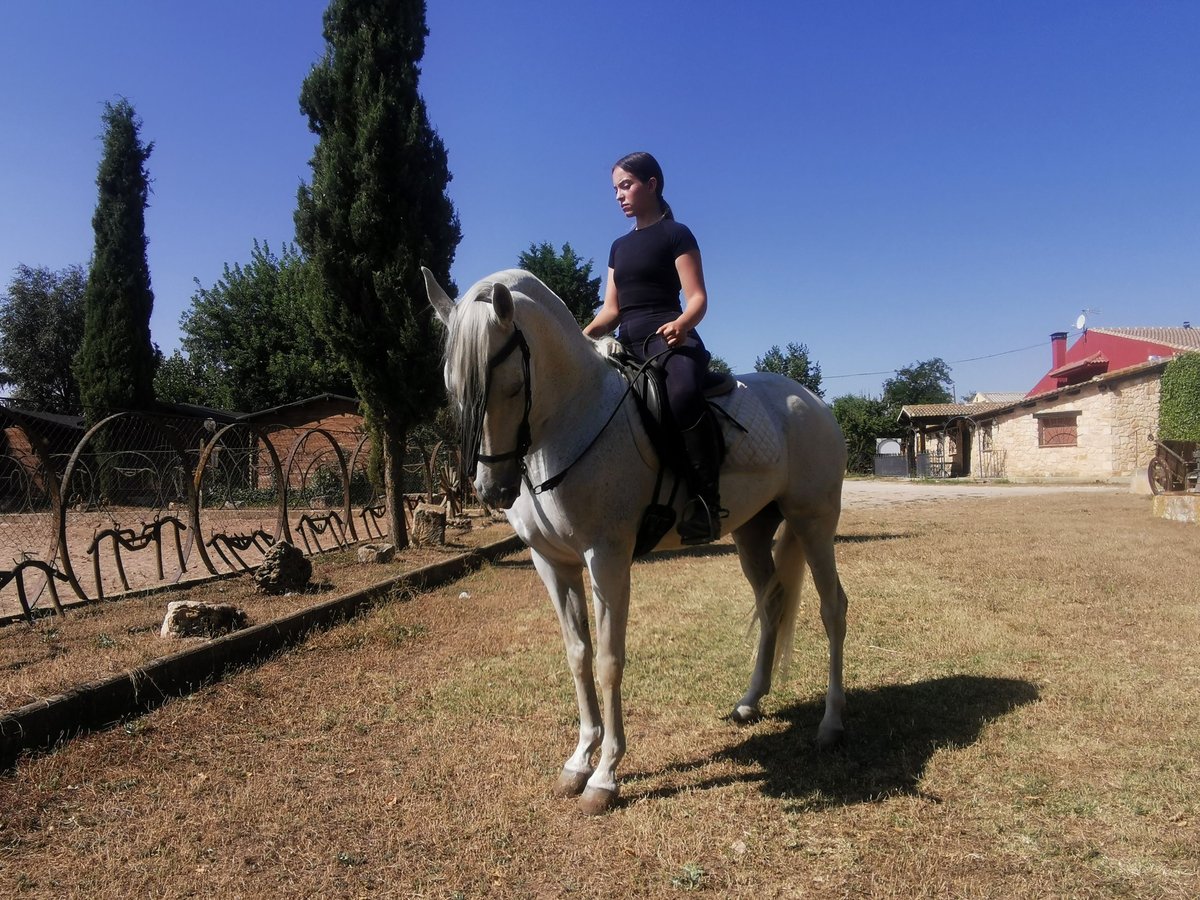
[625,675,1039,809]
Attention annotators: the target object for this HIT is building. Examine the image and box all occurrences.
[899,326,1200,482]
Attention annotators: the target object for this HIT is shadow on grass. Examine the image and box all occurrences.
[834,532,909,544]
[627,675,1039,810]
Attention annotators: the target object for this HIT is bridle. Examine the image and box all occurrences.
[463,325,531,481]
[462,311,674,496]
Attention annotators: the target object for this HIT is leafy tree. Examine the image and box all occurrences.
[74,99,158,421]
[831,394,898,474]
[882,358,953,409]
[0,264,86,413]
[295,0,461,548]
[156,241,353,412]
[517,242,600,328]
[708,354,732,375]
[755,342,823,397]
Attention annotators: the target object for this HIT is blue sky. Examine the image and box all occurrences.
[2,1,1197,399]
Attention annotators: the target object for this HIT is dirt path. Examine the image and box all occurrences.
[841,479,1122,509]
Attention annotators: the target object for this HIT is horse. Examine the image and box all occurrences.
[424,267,849,815]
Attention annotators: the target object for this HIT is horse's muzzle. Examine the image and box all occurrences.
[475,472,521,510]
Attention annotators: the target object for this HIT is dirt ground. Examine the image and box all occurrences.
[0,511,512,712]
[0,504,475,622]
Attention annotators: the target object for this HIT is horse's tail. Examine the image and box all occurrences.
[766,524,807,677]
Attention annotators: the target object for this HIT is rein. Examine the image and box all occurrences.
[463,315,673,495]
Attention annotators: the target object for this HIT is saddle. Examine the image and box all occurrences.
[604,346,740,556]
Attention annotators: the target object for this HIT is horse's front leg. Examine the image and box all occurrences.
[530,550,602,797]
[578,549,631,815]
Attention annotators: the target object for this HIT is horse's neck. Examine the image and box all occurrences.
[523,307,624,481]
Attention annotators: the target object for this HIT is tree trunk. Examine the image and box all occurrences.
[381,421,409,549]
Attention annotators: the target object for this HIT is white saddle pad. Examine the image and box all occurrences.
[714,382,783,472]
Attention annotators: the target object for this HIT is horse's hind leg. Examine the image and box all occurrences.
[795,516,848,748]
[530,550,602,796]
[731,504,795,723]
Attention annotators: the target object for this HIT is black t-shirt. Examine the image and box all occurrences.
[608,219,699,343]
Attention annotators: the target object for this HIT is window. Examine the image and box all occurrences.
[1038,414,1078,447]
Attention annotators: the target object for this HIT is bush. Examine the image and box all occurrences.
[1159,353,1200,441]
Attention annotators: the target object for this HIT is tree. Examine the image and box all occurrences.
[708,354,732,375]
[755,342,823,397]
[154,351,218,408]
[0,264,86,413]
[831,394,897,474]
[882,358,953,409]
[74,99,158,421]
[156,241,354,412]
[517,242,600,328]
[295,0,461,548]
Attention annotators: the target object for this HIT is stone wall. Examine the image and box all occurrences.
[974,370,1161,482]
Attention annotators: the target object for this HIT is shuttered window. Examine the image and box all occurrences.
[1038,414,1078,447]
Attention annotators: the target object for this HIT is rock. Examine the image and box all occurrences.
[161,601,248,639]
[412,503,447,546]
[357,542,396,564]
[254,541,312,594]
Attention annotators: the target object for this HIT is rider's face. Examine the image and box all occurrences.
[612,167,657,220]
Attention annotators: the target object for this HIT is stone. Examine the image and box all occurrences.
[254,541,312,594]
[1152,494,1200,525]
[357,542,396,564]
[412,503,447,546]
[161,601,248,639]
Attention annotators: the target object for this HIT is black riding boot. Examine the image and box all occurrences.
[677,414,725,545]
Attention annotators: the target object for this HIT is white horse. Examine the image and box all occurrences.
[424,267,849,815]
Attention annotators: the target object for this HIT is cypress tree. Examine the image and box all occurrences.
[74,98,158,421]
[295,0,461,547]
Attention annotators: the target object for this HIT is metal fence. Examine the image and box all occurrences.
[0,401,461,623]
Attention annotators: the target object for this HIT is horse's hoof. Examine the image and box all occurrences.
[816,726,845,750]
[578,785,619,816]
[730,704,761,725]
[553,768,591,798]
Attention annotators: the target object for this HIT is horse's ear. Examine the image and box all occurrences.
[490,282,515,324]
[422,266,454,324]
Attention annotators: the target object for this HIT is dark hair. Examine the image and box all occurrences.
[613,151,674,220]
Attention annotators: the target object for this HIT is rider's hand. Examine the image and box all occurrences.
[656,320,686,347]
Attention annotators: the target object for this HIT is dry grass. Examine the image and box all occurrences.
[1,492,1197,898]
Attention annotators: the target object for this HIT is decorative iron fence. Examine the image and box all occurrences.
[0,401,467,623]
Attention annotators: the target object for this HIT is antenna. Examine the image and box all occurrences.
[1075,313,1087,331]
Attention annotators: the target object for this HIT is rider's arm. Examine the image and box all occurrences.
[583,267,621,338]
[656,249,708,347]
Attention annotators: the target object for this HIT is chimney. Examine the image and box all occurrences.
[1050,332,1068,370]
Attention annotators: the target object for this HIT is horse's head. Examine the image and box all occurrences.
[424,267,529,509]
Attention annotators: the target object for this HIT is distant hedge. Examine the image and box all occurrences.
[1159,352,1200,441]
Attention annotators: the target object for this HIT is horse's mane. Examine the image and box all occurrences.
[442,281,497,414]
[442,269,605,415]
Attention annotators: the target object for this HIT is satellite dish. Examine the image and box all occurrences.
[1075,313,1087,331]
